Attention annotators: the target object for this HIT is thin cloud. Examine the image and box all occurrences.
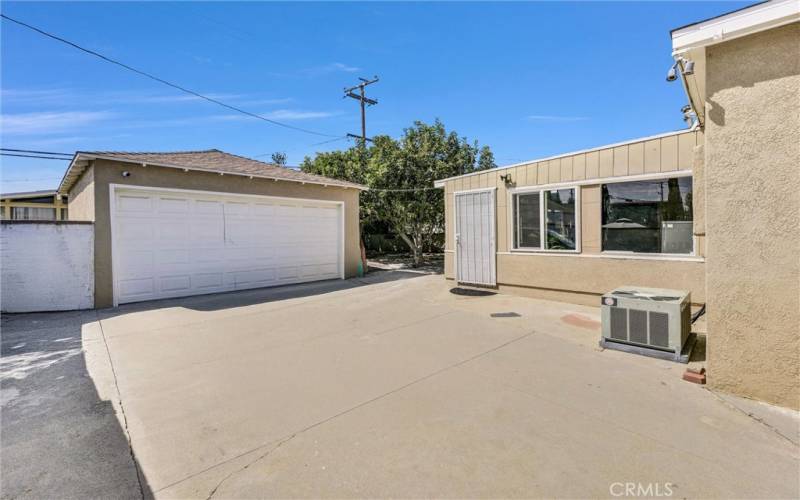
[525,115,590,122]
[102,91,243,104]
[301,62,361,77]
[237,97,294,106]
[1,111,114,135]
[0,88,72,106]
[262,109,340,120]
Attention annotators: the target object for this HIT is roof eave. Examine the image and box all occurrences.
[671,0,800,53]
[58,153,367,193]
[434,128,697,185]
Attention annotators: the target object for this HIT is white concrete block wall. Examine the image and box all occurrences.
[1,223,94,312]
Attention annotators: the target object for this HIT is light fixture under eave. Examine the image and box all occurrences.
[666,62,679,82]
[667,57,695,82]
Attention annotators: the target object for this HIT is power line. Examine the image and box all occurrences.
[0,14,341,138]
[1,148,72,157]
[2,177,63,183]
[252,135,350,159]
[1,153,71,160]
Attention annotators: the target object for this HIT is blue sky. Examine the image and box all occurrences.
[1,1,746,193]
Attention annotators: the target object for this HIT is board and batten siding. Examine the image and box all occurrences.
[442,129,705,306]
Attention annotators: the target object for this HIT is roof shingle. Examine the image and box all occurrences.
[59,149,365,192]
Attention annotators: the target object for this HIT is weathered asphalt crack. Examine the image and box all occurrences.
[97,314,148,500]
[199,329,538,499]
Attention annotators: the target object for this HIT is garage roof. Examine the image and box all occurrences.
[58,149,366,194]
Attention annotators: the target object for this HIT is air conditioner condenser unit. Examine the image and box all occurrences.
[599,286,695,363]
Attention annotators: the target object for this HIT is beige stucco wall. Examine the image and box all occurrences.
[67,165,95,221]
[442,129,705,305]
[72,160,360,308]
[703,23,800,409]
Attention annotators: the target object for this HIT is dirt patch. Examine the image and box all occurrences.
[560,313,601,330]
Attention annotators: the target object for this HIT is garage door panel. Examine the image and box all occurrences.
[224,201,249,216]
[119,277,155,298]
[252,203,275,218]
[157,249,189,266]
[118,250,155,280]
[118,219,155,242]
[117,194,153,213]
[277,266,299,280]
[190,220,224,244]
[232,268,276,288]
[159,275,191,293]
[195,199,223,214]
[193,272,224,289]
[225,221,255,245]
[114,189,342,304]
[158,221,190,243]
[157,197,190,214]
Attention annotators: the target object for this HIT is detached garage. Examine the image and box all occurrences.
[61,150,364,307]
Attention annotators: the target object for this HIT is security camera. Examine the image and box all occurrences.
[121,171,131,177]
[666,63,678,82]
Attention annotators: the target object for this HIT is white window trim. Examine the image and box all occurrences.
[599,176,696,257]
[496,251,704,263]
[502,171,695,258]
[508,186,581,254]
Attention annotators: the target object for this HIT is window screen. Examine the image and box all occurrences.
[11,207,56,221]
[517,192,540,248]
[602,177,693,254]
[545,189,576,250]
[513,188,576,251]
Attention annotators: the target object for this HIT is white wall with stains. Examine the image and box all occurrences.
[1,223,94,312]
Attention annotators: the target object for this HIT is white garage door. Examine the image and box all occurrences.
[112,187,343,304]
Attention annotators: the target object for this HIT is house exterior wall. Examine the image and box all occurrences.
[703,22,800,409]
[67,165,95,221]
[442,130,705,305]
[76,160,361,308]
[1,193,68,221]
[0,222,94,312]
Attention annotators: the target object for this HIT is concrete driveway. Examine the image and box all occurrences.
[5,271,799,498]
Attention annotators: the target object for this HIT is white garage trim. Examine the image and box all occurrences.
[109,184,345,306]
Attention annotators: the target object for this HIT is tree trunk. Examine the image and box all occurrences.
[397,231,421,268]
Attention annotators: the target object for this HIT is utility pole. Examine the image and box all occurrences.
[343,76,379,145]
[343,76,378,278]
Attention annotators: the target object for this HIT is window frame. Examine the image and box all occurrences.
[600,175,695,258]
[509,185,581,254]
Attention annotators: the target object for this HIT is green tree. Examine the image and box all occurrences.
[270,152,287,166]
[301,119,495,266]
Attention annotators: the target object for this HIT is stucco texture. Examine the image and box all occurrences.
[67,164,95,221]
[70,160,360,308]
[704,23,800,409]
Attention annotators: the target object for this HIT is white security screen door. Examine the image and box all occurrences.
[455,189,496,286]
[112,187,343,304]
